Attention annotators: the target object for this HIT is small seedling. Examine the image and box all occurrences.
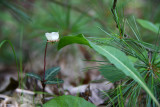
[26,32,63,103]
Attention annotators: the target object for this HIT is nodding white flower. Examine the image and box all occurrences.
[45,32,59,42]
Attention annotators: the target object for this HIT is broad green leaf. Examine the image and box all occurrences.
[89,42,141,77]
[26,72,42,81]
[99,65,126,83]
[44,78,64,84]
[58,34,91,50]
[45,67,60,81]
[43,95,96,107]
[89,42,160,106]
[137,19,159,33]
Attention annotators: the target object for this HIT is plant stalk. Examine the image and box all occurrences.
[42,41,48,103]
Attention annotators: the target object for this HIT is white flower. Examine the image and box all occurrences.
[45,32,59,42]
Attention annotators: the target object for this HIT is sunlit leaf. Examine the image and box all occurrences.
[58,34,91,50]
[137,19,159,33]
[89,42,160,106]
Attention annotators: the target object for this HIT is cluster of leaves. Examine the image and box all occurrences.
[57,5,160,105]
[1,0,160,106]
[58,27,160,107]
[1,15,160,107]
[26,67,64,85]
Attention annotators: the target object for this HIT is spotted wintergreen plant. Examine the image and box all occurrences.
[26,67,63,85]
[26,32,63,103]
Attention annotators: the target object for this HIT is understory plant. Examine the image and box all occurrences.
[0,33,96,107]
[1,0,160,106]
[57,0,160,106]
[26,32,64,103]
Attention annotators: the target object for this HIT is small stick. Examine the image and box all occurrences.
[111,0,128,38]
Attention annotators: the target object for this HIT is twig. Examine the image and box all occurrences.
[15,88,35,95]
[112,0,117,10]
[111,0,128,38]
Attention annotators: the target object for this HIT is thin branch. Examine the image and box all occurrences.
[112,0,117,10]
[111,0,128,38]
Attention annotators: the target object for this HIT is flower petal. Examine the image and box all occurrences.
[45,32,59,41]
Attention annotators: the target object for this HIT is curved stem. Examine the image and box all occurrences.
[43,42,48,82]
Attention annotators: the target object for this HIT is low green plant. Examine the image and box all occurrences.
[57,0,160,106]
[26,33,64,103]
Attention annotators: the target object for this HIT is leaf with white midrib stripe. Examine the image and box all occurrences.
[45,67,60,80]
[89,42,160,107]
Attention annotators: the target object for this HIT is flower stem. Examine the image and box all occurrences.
[42,41,48,103]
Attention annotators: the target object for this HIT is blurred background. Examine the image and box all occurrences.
[0,0,160,106]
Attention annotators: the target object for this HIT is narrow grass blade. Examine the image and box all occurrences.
[0,40,20,85]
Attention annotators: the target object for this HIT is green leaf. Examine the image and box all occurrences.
[128,56,138,63]
[58,34,91,50]
[45,67,60,81]
[89,42,160,106]
[99,65,126,83]
[44,78,64,84]
[43,95,96,107]
[137,19,159,33]
[89,42,140,77]
[26,72,42,81]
